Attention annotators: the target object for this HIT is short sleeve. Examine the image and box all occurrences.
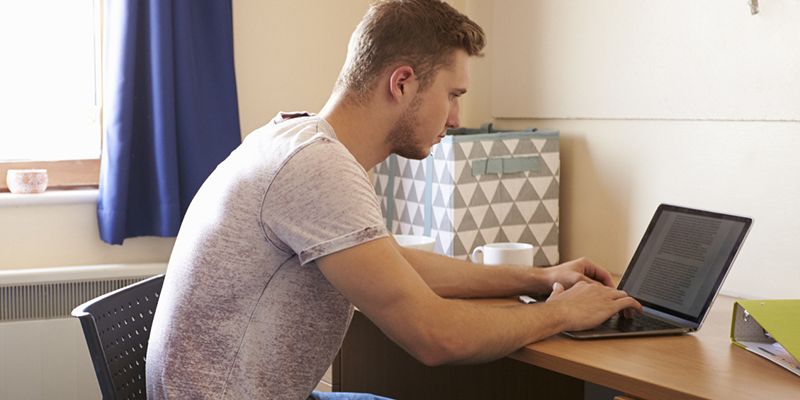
[261,138,389,265]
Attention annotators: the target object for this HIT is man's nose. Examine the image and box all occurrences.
[446,110,460,129]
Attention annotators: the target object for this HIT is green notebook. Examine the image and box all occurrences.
[731,299,800,377]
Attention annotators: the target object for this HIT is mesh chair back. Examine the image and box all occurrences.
[71,274,165,400]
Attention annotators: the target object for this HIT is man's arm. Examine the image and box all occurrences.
[394,240,616,299]
[316,237,641,366]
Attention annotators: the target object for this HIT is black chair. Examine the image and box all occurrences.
[71,274,165,400]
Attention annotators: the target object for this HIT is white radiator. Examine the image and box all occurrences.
[0,263,166,400]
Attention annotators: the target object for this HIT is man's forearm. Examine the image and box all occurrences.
[398,247,553,298]
[379,293,569,366]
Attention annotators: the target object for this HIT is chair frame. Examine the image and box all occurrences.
[71,274,165,400]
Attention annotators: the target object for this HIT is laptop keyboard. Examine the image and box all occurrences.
[601,314,680,332]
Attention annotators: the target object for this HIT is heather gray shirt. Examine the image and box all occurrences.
[146,114,389,399]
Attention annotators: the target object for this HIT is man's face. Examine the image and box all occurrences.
[388,50,469,160]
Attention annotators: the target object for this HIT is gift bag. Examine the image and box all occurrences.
[373,124,559,265]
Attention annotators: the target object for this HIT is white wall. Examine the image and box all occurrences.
[462,1,800,299]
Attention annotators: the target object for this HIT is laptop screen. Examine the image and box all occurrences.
[619,204,752,323]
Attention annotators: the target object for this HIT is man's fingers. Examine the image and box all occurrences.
[621,307,643,319]
[592,268,615,288]
[616,297,643,314]
[611,289,633,299]
[575,274,595,286]
[552,282,565,294]
[546,282,565,302]
[580,260,615,287]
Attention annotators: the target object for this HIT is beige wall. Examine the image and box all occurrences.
[0,0,377,270]
[234,0,469,135]
[463,1,800,299]
[4,1,798,300]
[489,0,800,121]
[0,197,174,269]
[234,0,375,136]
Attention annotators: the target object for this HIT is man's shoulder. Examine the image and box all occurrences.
[262,114,357,169]
[279,135,363,181]
[247,111,319,141]
[271,111,314,124]
[242,113,343,161]
[230,112,367,195]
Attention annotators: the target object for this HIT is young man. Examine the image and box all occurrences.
[146,1,642,399]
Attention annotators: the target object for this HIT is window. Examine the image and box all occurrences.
[0,0,102,191]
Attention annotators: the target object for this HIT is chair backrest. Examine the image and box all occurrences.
[71,274,165,400]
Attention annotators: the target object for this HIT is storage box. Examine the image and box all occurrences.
[373,125,560,265]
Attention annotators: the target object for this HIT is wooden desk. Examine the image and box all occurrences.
[334,295,800,399]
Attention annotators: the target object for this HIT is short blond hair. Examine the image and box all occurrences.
[337,0,485,101]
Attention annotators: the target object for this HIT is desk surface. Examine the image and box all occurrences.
[338,294,800,399]
[504,295,800,400]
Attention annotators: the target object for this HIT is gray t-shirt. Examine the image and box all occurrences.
[146,114,389,399]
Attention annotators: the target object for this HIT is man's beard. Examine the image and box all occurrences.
[386,95,429,160]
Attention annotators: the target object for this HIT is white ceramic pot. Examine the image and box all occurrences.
[6,169,48,194]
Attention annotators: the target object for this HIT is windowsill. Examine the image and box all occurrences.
[0,189,98,207]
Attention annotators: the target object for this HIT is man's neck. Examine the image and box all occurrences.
[318,92,395,171]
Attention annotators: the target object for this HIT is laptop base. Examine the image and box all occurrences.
[563,314,691,339]
[563,327,690,340]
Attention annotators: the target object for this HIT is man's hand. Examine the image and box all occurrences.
[546,281,643,331]
[542,257,615,290]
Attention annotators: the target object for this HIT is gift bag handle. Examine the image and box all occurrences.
[446,122,538,136]
[471,156,540,176]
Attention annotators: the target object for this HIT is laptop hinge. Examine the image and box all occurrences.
[643,306,700,330]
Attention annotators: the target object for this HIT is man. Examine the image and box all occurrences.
[147,0,642,399]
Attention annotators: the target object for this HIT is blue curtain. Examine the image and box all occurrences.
[98,0,241,244]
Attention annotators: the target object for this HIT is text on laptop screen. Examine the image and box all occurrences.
[620,208,749,320]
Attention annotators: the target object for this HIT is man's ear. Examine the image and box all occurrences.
[388,66,417,103]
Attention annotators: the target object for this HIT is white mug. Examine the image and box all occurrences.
[394,234,436,252]
[471,242,534,266]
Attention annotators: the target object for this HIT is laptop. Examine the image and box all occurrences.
[563,204,752,339]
